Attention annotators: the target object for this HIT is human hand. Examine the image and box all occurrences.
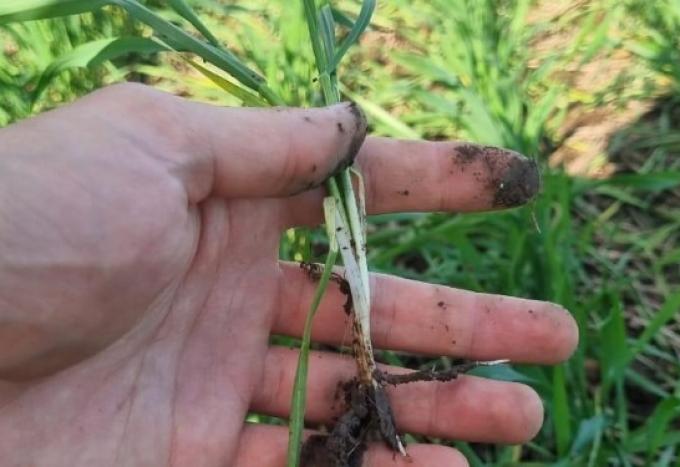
[0,83,577,466]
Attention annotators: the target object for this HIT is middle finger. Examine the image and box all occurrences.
[274,262,578,364]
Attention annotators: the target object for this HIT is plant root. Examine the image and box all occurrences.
[300,379,402,467]
[300,360,508,467]
[299,262,508,467]
[300,262,353,314]
[374,359,510,386]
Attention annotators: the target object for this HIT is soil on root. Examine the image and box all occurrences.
[300,379,400,467]
[300,364,484,467]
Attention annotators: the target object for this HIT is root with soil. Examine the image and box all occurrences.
[298,263,506,467]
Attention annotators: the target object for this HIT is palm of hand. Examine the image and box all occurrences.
[19,198,284,466]
[1,92,285,464]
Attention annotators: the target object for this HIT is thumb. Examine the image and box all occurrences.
[183,99,367,200]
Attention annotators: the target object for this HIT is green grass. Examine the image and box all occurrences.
[1,0,679,465]
[0,10,136,125]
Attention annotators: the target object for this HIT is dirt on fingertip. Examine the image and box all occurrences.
[331,101,368,176]
[454,143,486,164]
[452,144,541,208]
[290,103,368,194]
[493,156,540,207]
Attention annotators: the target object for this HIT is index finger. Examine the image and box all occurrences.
[282,137,540,227]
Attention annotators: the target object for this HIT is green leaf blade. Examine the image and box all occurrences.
[0,0,109,25]
[287,198,340,467]
[33,36,167,103]
[185,58,268,107]
[333,0,375,67]
[167,0,220,48]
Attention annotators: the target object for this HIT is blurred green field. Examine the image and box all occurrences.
[1,0,679,465]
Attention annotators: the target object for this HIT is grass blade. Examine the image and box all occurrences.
[553,364,572,456]
[599,294,631,393]
[184,58,268,106]
[319,5,336,73]
[302,0,328,74]
[333,0,375,67]
[330,6,354,29]
[630,291,680,359]
[319,4,339,101]
[111,0,283,105]
[0,0,108,24]
[167,0,220,47]
[639,397,680,457]
[287,197,340,467]
[302,0,336,102]
[594,171,680,192]
[0,0,273,104]
[32,36,166,103]
[343,90,420,138]
[569,416,606,457]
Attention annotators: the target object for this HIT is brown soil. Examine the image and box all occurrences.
[452,144,541,207]
[300,380,400,467]
[526,0,654,177]
[335,102,369,176]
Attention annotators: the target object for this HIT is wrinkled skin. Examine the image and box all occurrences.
[0,84,578,467]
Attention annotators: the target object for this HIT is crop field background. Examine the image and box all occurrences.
[1,0,679,465]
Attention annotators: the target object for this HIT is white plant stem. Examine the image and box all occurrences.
[333,203,375,383]
[333,183,408,455]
